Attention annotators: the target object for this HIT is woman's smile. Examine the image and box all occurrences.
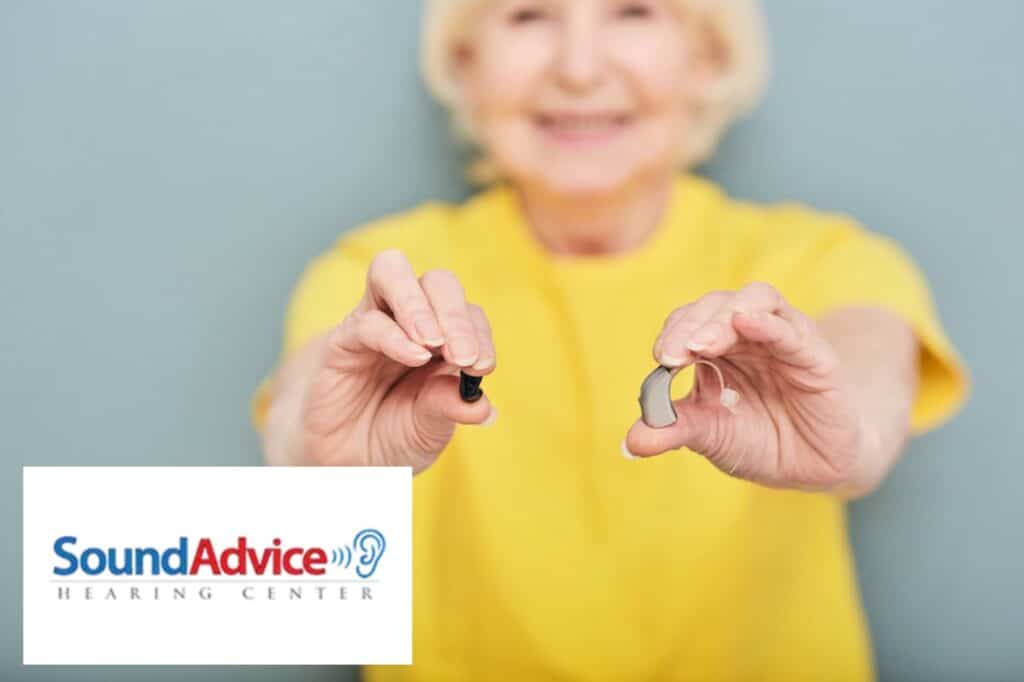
[533,110,634,147]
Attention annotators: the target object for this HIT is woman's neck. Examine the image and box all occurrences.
[513,172,676,258]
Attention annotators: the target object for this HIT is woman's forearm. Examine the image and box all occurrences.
[260,332,330,466]
[817,306,919,500]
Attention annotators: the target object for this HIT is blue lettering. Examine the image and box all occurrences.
[81,548,105,575]
[51,536,191,576]
[108,548,132,575]
[52,536,78,576]
[162,537,188,575]
[135,547,160,574]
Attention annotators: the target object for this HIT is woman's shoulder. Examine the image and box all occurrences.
[686,174,869,249]
[325,186,509,269]
[683,174,929,295]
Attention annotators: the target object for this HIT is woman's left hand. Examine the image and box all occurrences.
[623,282,865,493]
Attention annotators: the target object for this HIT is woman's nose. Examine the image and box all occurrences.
[554,16,606,92]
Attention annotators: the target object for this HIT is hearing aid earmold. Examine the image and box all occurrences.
[459,371,484,403]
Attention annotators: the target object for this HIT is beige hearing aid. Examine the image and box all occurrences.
[638,360,740,428]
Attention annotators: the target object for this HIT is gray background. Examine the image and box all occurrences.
[1,1,1020,680]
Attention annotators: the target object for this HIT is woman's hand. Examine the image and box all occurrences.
[624,282,869,493]
[271,249,496,474]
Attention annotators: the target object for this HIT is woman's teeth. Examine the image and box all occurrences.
[538,114,629,131]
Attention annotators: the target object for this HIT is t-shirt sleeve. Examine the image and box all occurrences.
[249,243,369,434]
[778,216,970,435]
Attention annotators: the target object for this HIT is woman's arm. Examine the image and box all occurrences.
[817,306,919,500]
[260,331,331,466]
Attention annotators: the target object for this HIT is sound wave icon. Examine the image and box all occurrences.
[329,546,352,569]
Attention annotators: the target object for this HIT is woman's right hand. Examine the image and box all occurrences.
[266,249,496,474]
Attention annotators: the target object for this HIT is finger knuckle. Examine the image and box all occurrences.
[744,280,775,294]
[697,416,732,462]
[357,309,389,338]
[371,248,406,268]
[676,319,706,336]
[665,305,691,326]
[331,315,358,345]
[794,313,816,344]
[421,268,459,288]
[351,308,371,329]
[396,292,424,315]
[744,280,781,305]
[368,250,407,282]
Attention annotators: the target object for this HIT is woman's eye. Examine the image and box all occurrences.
[617,2,653,19]
[508,6,547,24]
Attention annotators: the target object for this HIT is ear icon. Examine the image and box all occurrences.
[352,529,386,579]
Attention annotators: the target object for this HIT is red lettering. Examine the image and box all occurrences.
[304,548,326,575]
[247,545,274,574]
[189,538,221,575]
[221,537,248,575]
[283,548,304,575]
[272,538,282,573]
[187,537,328,576]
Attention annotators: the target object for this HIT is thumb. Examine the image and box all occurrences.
[412,371,495,453]
[623,395,729,460]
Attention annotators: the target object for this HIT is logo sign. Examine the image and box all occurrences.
[23,466,411,665]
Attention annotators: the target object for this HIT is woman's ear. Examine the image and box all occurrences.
[690,21,728,99]
[448,39,482,144]
[451,40,475,92]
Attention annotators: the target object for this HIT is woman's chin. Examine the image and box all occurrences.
[529,164,641,199]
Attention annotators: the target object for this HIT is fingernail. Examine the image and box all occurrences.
[413,348,432,362]
[473,356,495,372]
[480,406,498,427]
[450,339,477,367]
[659,352,686,367]
[620,439,639,461]
[415,318,444,347]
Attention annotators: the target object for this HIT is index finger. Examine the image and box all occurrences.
[363,249,444,348]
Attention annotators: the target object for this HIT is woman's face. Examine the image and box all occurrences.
[456,0,715,196]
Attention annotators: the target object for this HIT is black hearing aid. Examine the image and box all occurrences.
[459,371,484,403]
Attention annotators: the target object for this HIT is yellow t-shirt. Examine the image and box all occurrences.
[251,173,969,681]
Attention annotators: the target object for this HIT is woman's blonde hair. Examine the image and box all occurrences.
[420,0,770,184]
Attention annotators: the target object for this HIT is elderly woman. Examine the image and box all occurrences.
[252,0,969,679]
